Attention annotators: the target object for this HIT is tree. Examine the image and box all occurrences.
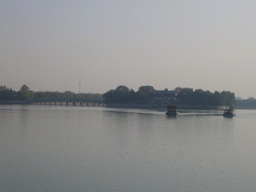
[212,91,222,106]
[176,88,193,103]
[192,89,205,105]
[19,85,34,100]
[20,84,30,92]
[115,85,130,94]
[138,85,155,93]
[137,85,155,100]
[64,91,75,98]
[114,85,131,103]
[103,90,115,103]
[221,91,236,107]
[0,86,17,101]
[0,86,9,91]
[103,85,131,103]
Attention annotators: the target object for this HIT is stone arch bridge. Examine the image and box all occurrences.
[30,98,106,107]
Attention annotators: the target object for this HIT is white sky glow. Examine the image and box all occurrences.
[1,0,256,99]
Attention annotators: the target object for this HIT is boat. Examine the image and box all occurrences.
[223,109,234,118]
[166,105,177,117]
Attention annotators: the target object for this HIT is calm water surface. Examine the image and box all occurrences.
[1,105,256,192]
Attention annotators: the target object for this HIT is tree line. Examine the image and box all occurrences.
[1,84,236,107]
[0,85,103,102]
[234,97,256,109]
[103,85,236,107]
[174,87,235,107]
[103,85,155,104]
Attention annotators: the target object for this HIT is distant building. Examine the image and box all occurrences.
[248,97,255,100]
[150,89,175,105]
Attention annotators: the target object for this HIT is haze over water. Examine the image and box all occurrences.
[1,1,256,98]
[1,105,256,192]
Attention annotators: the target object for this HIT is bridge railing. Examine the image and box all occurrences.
[30,98,106,107]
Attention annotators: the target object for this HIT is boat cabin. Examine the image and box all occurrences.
[166,105,177,116]
[223,109,234,118]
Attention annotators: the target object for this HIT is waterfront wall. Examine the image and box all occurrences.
[106,103,222,110]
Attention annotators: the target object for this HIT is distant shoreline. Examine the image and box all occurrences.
[1,101,255,110]
[105,103,224,110]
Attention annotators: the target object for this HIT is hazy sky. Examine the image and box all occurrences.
[1,0,256,98]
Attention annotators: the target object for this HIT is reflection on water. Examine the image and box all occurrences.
[0,106,256,191]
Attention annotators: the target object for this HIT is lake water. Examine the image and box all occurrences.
[1,105,256,192]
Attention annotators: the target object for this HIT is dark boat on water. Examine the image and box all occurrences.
[223,109,234,118]
[166,105,177,117]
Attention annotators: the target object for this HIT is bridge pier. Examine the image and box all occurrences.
[55,101,61,106]
[67,101,72,106]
